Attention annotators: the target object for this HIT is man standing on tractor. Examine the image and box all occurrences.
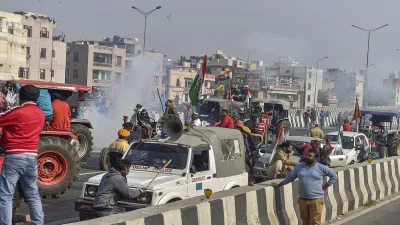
[219,109,234,129]
[15,82,53,123]
[108,129,131,169]
[49,92,71,131]
[0,85,44,225]
[164,100,179,115]
[132,104,150,126]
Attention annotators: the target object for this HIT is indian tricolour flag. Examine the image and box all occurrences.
[218,71,230,82]
[269,124,285,164]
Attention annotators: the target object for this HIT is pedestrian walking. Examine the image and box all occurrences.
[337,112,342,129]
[272,149,337,225]
[0,85,44,225]
[303,110,311,128]
[319,109,327,129]
[310,108,317,127]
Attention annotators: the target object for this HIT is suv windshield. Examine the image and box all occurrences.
[325,135,354,149]
[127,143,189,170]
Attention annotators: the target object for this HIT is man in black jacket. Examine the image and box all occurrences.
[93,159,146,217]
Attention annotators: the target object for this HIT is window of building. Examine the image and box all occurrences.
[24,25,32,37]
[307,83,311,90]
[40,69,46,80]
[40,27,49,38]
[307,95,311,102]
[51,69,54,77]
[92,70,112,80]
[162,76,167,85]
[40,48,46,59]
[73,69,78,79]
[152,91,158,100]
[74,52,79,62]
[93,53,112,65]
[184,94,189,102]
[153,76,159,85]
[8,29,13,34]
[52,50,55,58]
[18,68,25,78]
[65,68,69,79]
[26,47,30,57]
[160,89,166,100]
[115,72,122,82]
[125,60,132,70]
[176,78,181,87]
[25,68,29,79]
[308,72,312,78]
[285,70,290,73]
[184,78,193,88]
[115,56,122,66]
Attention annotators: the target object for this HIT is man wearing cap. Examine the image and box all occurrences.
[131,104,150,126]
[191,113,201,127]
[0,85,45,225]
[108,129,131,169]
[164,100,178,115]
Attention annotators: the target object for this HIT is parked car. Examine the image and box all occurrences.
[325,131,370,165]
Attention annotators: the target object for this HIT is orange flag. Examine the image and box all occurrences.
[352,97,361,121]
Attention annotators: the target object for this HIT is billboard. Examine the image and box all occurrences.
[246,71,261,91]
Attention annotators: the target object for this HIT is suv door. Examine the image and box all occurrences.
[187,148,214,198]
[329,145,347,167]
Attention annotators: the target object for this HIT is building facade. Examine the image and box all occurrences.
[0,12,27,80]
[14,11,66,83]
[261,57,323,108]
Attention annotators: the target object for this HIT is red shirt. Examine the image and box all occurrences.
[49,99,71,131]
[0,102,45,154]
[343,122,352,132]
[220,115,234,129]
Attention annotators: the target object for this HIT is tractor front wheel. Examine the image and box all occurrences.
[387,134,400,157]
[99,147,110,171]
[37,136,80,199]
[71,124,94,167]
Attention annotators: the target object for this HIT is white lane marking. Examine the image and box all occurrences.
[79,171,104,176]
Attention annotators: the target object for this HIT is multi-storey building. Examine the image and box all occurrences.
[14,11,66,83]
[0,11,27,80]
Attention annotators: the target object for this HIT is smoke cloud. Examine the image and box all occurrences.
[86,54,156,149]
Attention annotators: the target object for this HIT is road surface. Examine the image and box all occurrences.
[341,198,400,225]
[16,127,337,224]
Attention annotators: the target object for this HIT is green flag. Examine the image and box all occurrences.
[189,74,200,106]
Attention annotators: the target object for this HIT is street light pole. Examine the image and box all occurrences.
[351,24,388,107]
[132,6,162,51]
[247,49,259,69]
[314,57,328,107]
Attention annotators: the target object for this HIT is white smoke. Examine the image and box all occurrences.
[86,54,157,149]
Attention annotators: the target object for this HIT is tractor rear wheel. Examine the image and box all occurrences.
[387,134,400,157]
[71,124,94,167]
[37,136,80,199]
[99,147,110,171]
[378,146,388,159]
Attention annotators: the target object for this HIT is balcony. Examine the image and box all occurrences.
[93,53,113,68]
[92,79,112,85]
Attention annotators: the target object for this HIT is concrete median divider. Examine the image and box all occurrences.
[68,157,400,225]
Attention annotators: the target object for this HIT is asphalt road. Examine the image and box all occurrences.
[16,127,338,224]
[340,198,400,225]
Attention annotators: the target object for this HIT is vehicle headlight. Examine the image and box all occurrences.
[86,185,98,198]
[137,192,152,204]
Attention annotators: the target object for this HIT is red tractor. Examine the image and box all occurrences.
[0,80,94,199]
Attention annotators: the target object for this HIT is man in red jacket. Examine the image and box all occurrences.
[0,85,44,225]
[219,109,234,129]
[343,119,353,132]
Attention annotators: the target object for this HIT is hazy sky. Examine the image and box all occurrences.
[2,0,400,82]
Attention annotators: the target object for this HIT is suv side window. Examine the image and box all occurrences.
[359,135,368,147]
[192,150,209,172]
[355,136,362,148]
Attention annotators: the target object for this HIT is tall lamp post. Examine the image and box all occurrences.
[351,24,388,107]
[132,6,162,51]
[314,57,328,106]
[247,49,260,69]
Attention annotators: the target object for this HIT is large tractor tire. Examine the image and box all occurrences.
[71,124,94,167]
[378,145,388,159]
[387,134,400,157]
[37,136,81,199]
[99,147,110,171]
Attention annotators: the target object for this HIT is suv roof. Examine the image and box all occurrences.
[327,131,360,137]
[361,109,400,117]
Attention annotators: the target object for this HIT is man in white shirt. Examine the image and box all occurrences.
[191,113,201,126]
